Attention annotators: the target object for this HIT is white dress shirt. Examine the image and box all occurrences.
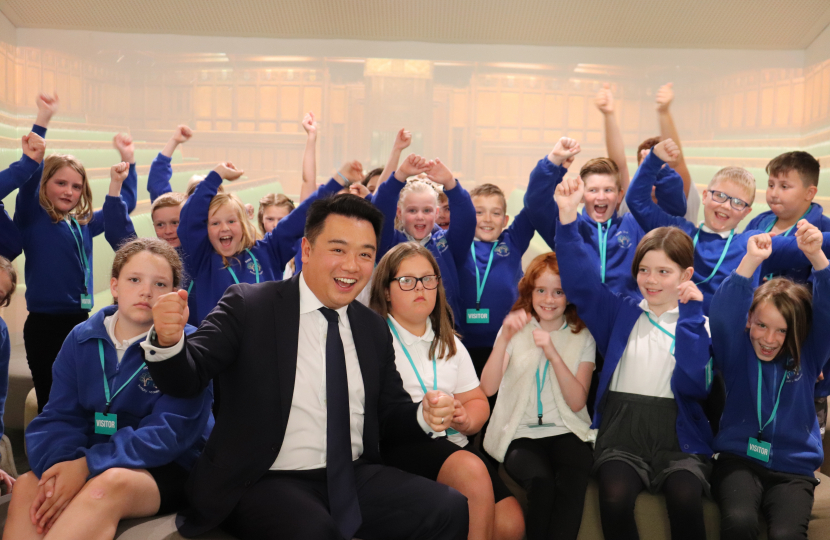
[142,273,434,470]
[610,299,710,398]
[388,315,479,447]
[104,312,146,364]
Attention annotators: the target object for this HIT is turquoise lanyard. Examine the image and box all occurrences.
[645,312,676,355]
[226,249,260,284]
[755,360,787,441]
[535,362,550,425]
[187,281,194,294]
[692,228,734,285]
[596,221,609,283]
[67,217,90,293]
[763,209,810,280]
[97,339,146,415]
[387,319,458,435]
[471,242,497,310]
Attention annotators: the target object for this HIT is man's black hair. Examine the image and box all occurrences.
[305,193,385,245]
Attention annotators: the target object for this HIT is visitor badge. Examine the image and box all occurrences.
[80,294,92,310]
[466,308,489,324]
[747,437,770,462]
[94,412,117,435]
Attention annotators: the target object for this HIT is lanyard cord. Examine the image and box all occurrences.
[471,242,497,310]
[644,312,676,356]
[97,339,146,415]
[387,319,458,435]
[756,360,787,441]
[596,221,609,283]
[535,361,550,424]
[227,249,260,284]
[67,217,90,293]
[692,228,734,285]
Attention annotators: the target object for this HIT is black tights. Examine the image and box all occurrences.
[503,434,593,540]
[596,460,705,540]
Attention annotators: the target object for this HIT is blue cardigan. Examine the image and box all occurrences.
[625,150,830,314]
[25,306,212,477]
[555,219,714,455]
[711,268,830,476]
[458,208,536,348]
[373,174,476,324]
[178,171,341,323]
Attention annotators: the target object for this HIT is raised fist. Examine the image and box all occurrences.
[302,112,317,136]
[652,139,680,163]
[656,83,674,112]
[394,129,412,151]
[595,83,614,114]
[22,132,46,163]
[213,162,244,181]
[152,290,189,347]
[113,133,135,162]
[172,125,193,144]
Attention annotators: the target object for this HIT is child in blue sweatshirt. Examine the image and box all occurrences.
[460,183,536,375]
[373,154,475,323]
[709,225,830,539]
[0,258,18,492]
[746,151,830,284]
[625,139,830,315]
[524,137,688,301]
[16,148,137,412]
[4,238,212,539]
[179,161,347,323]
[555,175,714,540]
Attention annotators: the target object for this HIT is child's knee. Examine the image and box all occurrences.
[8,472,40,506]
[84,468,132,501]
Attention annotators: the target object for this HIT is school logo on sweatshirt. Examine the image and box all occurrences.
[247,258,263,277]
[435,236,449,252]
[615,231,632,249]
[785,366,803,384]
[495,242,510,257]
[138,370,159,394]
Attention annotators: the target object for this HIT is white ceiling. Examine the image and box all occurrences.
[1,0,829,50]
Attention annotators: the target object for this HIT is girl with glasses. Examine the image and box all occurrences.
[370,242,524,540]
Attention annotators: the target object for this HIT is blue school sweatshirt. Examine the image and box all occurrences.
[458,208,536,348]
[147,152,174,202]
[25,306,213,477]
[555,219,714,454]
[625,150,830,314]
[523,157,645,300]
[0,154,36,261]
[0,319,10,455]
[373,174,476,323]
[711,269,830,476]
[0,202,20,261]
[746,203,830,284]
[179,172,341,323]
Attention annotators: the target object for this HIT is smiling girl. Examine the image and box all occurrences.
[480,252,596,540]
[553,175,714,540]
[2,238,212,540]
[709,224,830,540]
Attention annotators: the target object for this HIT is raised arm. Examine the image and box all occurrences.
[671,282,712,400]
[595,83,631,190]
[522,137,580,249]
[300,112,318,202]
[428,158,475,268]
[625,141,689,232]
[373,154,431,257]
[794,222,830,369]
[653,165,687,218]
[377,129,412,196]
[149,125,192,202]
[113,134,137,213]
[0,203,22,261]
[0,133,44,200]
[102,162,137,249]
[656,83,692,197]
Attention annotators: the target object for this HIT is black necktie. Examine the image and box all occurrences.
[319,307,362,539]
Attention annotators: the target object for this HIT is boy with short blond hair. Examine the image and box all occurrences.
[461,182,537,374]
[626,140,830,313]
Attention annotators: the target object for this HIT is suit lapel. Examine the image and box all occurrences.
[275,275,302,429]
[348,304,377,403]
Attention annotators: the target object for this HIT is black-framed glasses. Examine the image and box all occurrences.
[708,190,750,211]
[389,275,441,291]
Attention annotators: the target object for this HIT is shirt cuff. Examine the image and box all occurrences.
[140,326,184,362]
[416,401,447,438]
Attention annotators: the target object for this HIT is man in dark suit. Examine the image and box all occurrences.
[141,193,468,539]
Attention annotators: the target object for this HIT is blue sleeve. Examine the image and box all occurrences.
[13,156,46,231]
[0,204,22,261]
[25,335,91,477]
[554,219,625,357]
[372,174,407,258]
[179,171,222,272]
[523,157,565,250]
[625,151,690,232]
[0,324,9,444]
[84,387,213,476]
[0,155,40,200]
[261,179,340,267]
[147,153,173,203]
[672,299,712,400]
[765,235,830,274]
[443,182,476,269]
[121,163,138,214]
[103,195,137,250]
[88,210,105,238]
[709,271,753,375]
[653,165,687,218]
[505,206,536,255]
[804,267,830,374]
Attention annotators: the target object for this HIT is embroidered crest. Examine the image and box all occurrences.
[138,369,159,394]
[247,257,263,277]
[785,366,803,384]
[616,231,632,249]
[435,236,449,252]
[494,242,510,257]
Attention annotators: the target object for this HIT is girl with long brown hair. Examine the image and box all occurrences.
[370,242,524,540]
